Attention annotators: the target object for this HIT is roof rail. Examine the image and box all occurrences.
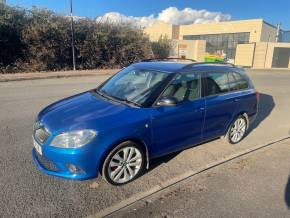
[141,58,196,62]
[183,61,236,69]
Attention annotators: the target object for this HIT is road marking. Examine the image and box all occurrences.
[89,136,290,218]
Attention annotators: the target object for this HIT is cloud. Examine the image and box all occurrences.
[96,7,231,28]
[96,12,156,27]
[158,7,231,25]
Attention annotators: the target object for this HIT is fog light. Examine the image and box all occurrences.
[68,164,77,173]
[67,164,84,174]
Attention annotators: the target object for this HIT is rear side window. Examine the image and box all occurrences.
[228,72,249,91]
[203,72,229,96]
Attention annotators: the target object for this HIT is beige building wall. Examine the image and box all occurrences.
[235,42,290,68]
[252,43,266,68]
[172,25,180,40]
[252,42,290,68]
[144,21,174,41]
[179,19,267,43]
[259,22,277,42]
[235,44,255,66]
[194,40,206,62]
[145,19,279,43]
[172,40,206,62]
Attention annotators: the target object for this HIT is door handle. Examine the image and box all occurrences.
[197,107,205,111]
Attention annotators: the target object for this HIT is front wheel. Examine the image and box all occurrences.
[225,115,247,144]
[102,141,145,185]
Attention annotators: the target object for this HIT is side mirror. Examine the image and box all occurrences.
[156,96,178,107]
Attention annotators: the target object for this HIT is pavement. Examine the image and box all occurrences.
[111,138,290,218]
[0,69,290,217]
[0,69,118,82]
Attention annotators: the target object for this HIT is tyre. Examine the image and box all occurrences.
[101,141,145,185]
[225,115,247,144]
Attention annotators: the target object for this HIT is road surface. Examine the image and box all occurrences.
[112,138,290,218]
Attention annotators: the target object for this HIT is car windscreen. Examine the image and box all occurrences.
[97,66,171,106]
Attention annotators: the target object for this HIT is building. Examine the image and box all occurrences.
[144,19,290,68]
[280,30,290,42]
[0,0,6,4]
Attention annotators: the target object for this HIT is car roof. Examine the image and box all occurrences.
[132,61,238,73]
[132,61,190,73]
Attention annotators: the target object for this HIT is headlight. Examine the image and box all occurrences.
[50,130,97,148]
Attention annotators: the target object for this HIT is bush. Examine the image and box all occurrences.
[0,5,28,72]
[0,5,153,73]
[151,36,172,59]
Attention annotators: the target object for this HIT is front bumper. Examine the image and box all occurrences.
[32,145,99,180]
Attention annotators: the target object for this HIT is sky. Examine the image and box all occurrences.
[7,0,290,29]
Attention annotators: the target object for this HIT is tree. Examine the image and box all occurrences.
[0,5,154,73]
[21,7,72,71]
[151,36,172,59]
[0,5,27,72]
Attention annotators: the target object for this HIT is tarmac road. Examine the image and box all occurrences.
[112,138,290,218]
[0,69,290,217]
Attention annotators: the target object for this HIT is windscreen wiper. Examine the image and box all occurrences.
[95,90,141,107]
[120,98,142,107]
[109,95,142,107]
[95,89,109,99]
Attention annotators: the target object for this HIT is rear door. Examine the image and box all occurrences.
[228,71,258,121]
[202,71,239,140]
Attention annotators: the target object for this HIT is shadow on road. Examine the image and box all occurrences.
[147,151,182,173]
[148,93,275,173]
[247,93,275,135]
[285,175,290,209]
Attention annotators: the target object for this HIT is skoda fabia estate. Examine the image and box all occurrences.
[32,59,258,185]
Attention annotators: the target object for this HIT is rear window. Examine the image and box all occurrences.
[203,72,229,96]
[228,72,249,91]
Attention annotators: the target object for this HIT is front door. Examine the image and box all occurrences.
[150,72,205,158]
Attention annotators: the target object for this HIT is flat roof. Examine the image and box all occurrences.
[150,18,280,31]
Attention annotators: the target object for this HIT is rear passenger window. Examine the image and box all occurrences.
[228,72,249,91]
[228,73,238,91]
[203,72,229,96]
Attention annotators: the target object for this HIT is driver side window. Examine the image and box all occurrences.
[161,72,200,103]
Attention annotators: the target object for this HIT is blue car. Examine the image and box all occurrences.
[32,59,259,185]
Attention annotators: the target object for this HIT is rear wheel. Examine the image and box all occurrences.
[225,115,247,144]
[102,141,145,185]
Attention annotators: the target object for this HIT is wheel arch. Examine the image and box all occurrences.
[223,111,249,137]
[98,138,150,175]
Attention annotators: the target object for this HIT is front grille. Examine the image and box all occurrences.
[35,151,59,172]
[33,122,50,145]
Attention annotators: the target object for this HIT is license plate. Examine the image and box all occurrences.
[33,138,42,156]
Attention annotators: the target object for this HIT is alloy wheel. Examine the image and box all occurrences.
[229,117,246,143]
[107,146,143,184]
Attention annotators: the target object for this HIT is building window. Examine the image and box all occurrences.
[280,31,290,42]
[183,32,250,60]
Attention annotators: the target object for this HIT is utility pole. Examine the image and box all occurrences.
[70,0,76,71]
[276,22,281,42]
[264,34,271,68]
